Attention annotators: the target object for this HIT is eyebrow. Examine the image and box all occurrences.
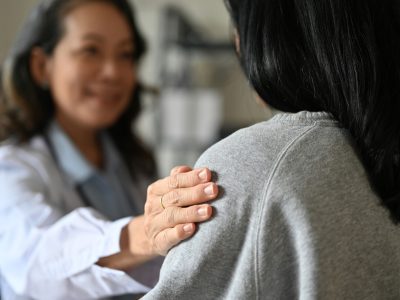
[81,33,134,47]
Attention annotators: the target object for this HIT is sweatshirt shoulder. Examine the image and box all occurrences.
[195,118,316,170]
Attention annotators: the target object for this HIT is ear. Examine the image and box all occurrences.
[30,47,51,88]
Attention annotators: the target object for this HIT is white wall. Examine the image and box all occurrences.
[132,0,270,127]
[134,0,231,39]
[0,0,40,60]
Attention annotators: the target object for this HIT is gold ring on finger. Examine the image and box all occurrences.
[160,194,166,210]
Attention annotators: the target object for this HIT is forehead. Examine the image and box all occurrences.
[62,1,134,43]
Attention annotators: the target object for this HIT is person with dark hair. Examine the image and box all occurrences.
[144,0,400,299]
[0,0,218,299]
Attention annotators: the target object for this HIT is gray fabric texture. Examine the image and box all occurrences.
[143,111,400,300]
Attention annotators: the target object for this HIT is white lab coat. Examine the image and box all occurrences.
[0,136,155,299]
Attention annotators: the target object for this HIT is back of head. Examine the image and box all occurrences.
[225,0,400,221]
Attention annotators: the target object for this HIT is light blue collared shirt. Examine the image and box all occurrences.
[47,121,143,221]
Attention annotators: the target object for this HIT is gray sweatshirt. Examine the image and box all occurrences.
[143,111,400,300]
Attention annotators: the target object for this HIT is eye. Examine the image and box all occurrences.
[81,45,100,56]
[119,50,135,61]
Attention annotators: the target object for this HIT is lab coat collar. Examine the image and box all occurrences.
[46,120,121,184]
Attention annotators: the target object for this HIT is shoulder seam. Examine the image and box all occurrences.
[253,123,318,299]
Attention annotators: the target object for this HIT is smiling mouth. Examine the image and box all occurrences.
[86,89,122,103]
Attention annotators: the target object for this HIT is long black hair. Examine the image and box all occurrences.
[225,0,400,222]
[0,0,156,178]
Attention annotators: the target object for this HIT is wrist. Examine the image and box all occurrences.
[123,216,154,257]
[97,216,155,271]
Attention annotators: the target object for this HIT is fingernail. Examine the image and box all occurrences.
[183,224,193,232]
[204,184,214,195]
[197,207,208,216]
[198,169,207,181]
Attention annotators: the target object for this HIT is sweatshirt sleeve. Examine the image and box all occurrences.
[0,150,151,299]
[142,144,257,300]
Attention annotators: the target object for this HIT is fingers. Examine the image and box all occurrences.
[170,165,192,176]
[161,205,213,228]
[154,223,197,256]
[148,168,212,195]
[147,204,212,238]
[160,182,218,208]
[144,166,217,256]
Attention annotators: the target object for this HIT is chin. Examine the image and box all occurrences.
[86,114,121,130]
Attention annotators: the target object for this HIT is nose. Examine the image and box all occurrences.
[100,59,120,80]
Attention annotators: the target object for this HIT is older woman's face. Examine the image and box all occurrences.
[46,2,137,130]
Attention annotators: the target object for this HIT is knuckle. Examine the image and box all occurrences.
[168,175,179,189]
[176,173,188,188]
[195,185,205,198]
[166,208,176,226]
[147,183,155,195]
[169,190,181,205]
[148,179,164,195]
[185,207,192,223]
[160,193,168,209]
[185,187,201,204]
[144,200,152,214]
[187,172,198,186]
[170,166,180,176]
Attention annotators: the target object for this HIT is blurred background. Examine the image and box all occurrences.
[0,0,272,176]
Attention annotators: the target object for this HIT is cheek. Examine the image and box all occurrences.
[119,68,137,103]
[50,61,93,107]
[49,69,96,128]
[122,67,137,92]
[50,68,80,107]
